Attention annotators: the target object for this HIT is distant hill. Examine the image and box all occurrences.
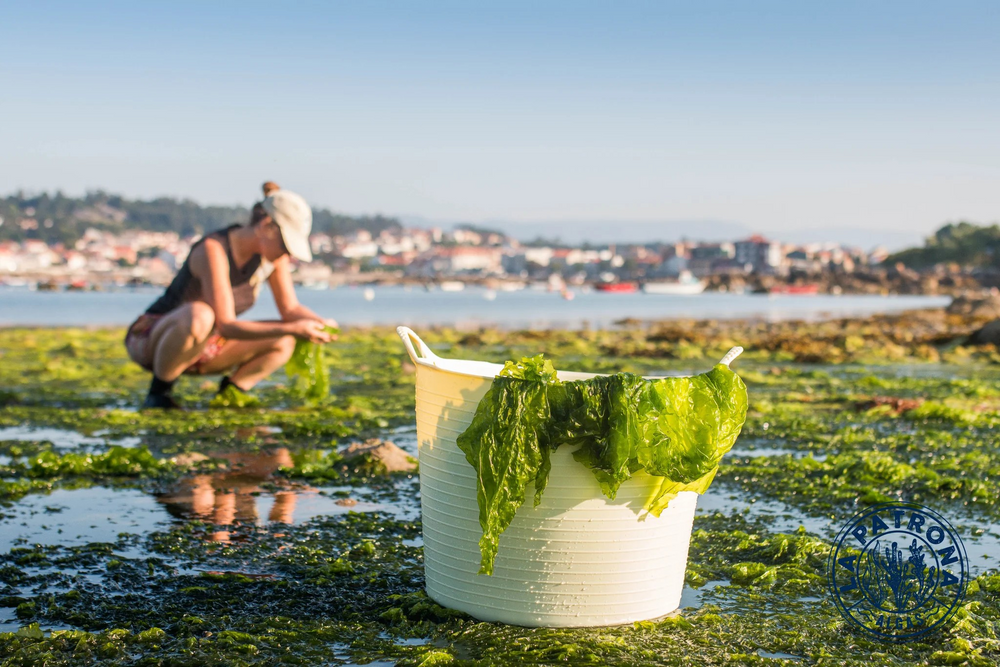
[0,191,401,246]
[887,221,1000,269]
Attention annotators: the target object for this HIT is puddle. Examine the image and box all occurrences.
[0,608,17,630]
[814,363,1000,381]
[699,484,1000,575]
[379,631,430,648]
[155,447,412,542]
[757,649,803,661]
[0,486,169,552]
[728,446,827,462]
[680,579,726,609]
[1,446,418,550]
[0,614,91,636]
[949,524,1000,572]
[157,477,384,542]
[0,426,140,450]
[316,477,421,523]
[0,616,76,635]
[332,642,396,667]
[395,638,430,646]
[385,425,417,456]
[697,486,831,535]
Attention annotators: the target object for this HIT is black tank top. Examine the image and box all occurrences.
[146,225,268,316]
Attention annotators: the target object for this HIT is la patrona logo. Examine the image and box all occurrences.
[828,502,968,642]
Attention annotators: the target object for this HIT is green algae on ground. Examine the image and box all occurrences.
[0,326,412,439]
[279,448,415,484]
[209,384,263,408]
[4,510,998,666]
[722,449,1000,516]
[2,321,1000,665]
[0,512,427,666]
[4,446,174,479]
[0,446,221,502]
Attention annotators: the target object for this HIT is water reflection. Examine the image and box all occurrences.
[156,448,308,542]
[0,425,141,449]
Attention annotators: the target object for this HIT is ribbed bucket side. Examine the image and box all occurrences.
[414,362,698,628]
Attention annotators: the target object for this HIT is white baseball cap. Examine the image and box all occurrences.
[262,189,313,262]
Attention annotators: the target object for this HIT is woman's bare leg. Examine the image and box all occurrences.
[195,335,296,389]
[146,302,217,381]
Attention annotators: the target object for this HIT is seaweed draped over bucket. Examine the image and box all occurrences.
[456,359,748,574]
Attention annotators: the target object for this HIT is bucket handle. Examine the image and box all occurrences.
[718,346,743,367]
[397,326,439,366]
[397,326,740,370]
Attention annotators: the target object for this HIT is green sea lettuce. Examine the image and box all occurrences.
[209,384,261,408]
[285,326,340,402]
[498,353,559,383]
[456,356,748,574]
[458,356,562,575]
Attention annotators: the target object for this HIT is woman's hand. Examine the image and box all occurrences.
[287,319,332,344]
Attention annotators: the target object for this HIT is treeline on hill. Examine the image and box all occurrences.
[888,222,1000,270]
[0,190,401,246]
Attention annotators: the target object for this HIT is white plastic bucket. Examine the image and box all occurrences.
[398,326,742,628]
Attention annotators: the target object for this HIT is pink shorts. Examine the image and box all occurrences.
[125,313,227,375]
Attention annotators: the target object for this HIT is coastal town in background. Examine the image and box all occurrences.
[0,191,991,299]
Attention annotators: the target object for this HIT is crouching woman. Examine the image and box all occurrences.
[125,184,335,409]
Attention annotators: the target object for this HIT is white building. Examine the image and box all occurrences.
[734,235,783,271]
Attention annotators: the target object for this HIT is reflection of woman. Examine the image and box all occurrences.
[125,183,336,409]
[156,448,298,543]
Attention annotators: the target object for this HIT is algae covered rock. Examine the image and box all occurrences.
[339,438,417,474]
[969,318,1000,346]
[948,292,1000,319]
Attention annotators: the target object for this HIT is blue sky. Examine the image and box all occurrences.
[2,1,998,244]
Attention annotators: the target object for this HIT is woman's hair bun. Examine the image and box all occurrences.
[262,181,281,197]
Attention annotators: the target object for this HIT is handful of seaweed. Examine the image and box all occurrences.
[285,326,340,402]
[456,355,748,574]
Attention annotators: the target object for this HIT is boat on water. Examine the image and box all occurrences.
[1,277,30,288]
[769,283,820,295]
[67,279,90,291]
[439,281,466,292]
[642,273,706,295]
[594,282,639,293]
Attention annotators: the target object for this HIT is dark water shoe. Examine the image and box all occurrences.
[141,392,183,410]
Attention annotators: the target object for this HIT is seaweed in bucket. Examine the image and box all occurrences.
[457,355,748,574]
